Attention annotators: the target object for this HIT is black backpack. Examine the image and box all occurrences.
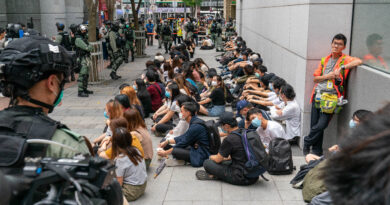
[194,119,221,155]
[232,129,269,179]
[224,86,235,103]
[125,29,134,41]
[210,23,217,33]
[59,32,72,51]
[267,138,294,175]
[162,25,171,36]
[187,23,194,32]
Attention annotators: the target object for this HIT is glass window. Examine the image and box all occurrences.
[351,0,390,73]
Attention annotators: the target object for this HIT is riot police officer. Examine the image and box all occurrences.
[156,19,163,49]
[161,20,173,54]
[118,21,128,63]
[0,36,90,161]
[74,25,93,97]
[124,23,136,62]
[215,19,223,52]
[108,21,123,80]
[55,22,75,81]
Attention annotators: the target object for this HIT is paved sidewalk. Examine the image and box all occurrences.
[1,42,306,205]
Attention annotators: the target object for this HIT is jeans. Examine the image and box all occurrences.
[208,105,225,117]
[203,160,258,186]
[304,103,333,156]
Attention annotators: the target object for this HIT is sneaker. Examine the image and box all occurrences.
[165,158,185,167]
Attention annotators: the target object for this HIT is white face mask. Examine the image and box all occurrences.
[179,113,183,120]
[211,81,218,86]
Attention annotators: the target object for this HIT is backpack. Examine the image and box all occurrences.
[267,138,294,175]
[224,86,235,103]
[232,129,269,179]
[193,120,221,155]
[187,23,194,32]
[59,32,72,51]
[162,25,171,36]
[125,29,134,41]
[210,23,217,33]
[187,82,201,101]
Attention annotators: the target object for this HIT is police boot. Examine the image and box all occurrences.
[84,89,94,94]
[131,55,134,62]
[71,72,76,81]
[110,71,120,80]
[78,91,89,97]
[124,58,129,63]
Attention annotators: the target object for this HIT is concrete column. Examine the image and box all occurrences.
[65,0,86,28]
[0,0,7,27]
[40,0,66,38]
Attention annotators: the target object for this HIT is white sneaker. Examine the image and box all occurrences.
[165,158,186,167]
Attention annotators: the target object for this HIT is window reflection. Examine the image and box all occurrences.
[363,34,389,71]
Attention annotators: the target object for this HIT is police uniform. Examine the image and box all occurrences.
[108,25,123,80]
[0,36,91,167]
[156,22,163,48]
[118,26,128,63]
[75,33,93,97]
[124,25,136,62]
[215,22,223,51]
[161,23,172,53]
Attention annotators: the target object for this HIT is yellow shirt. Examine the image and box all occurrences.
[105,134,144,159]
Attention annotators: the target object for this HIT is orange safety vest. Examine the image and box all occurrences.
[310,54,349,103]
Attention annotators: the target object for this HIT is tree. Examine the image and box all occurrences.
[130,0,142,30]
[182,0,203,17]
[106,0,116,21]
[84,0,98,42]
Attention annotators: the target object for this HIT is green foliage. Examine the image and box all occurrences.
[182,0,203,7]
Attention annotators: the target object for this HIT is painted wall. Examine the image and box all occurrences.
[236,0,390,151]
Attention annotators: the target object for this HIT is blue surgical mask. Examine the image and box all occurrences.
[269,84,274,92]
[133,85,137,91]
[54,90,63,107]
[165,91,171,98]
[349,119,356,128]
[255,73,260,78]
[104,111,109,119]
[251,117,262,128]
[220,126,227,134]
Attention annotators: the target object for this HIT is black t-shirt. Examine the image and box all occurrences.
[219,129,247,181]
[209,87,225,106]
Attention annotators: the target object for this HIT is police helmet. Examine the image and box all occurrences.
[79,24,87,32]
[104,20,112,26]
[6,24,20,39]
[112,22,120,32]
[56,22,65,31]
[0,36,75,112]
[69,24,78,34]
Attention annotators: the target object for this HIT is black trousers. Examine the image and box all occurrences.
[203,160,258,186]
[147,34,154,46]
[154,114,175,134]
[172,147,191,162]
[304,103,333,156]
[160,138,191,162]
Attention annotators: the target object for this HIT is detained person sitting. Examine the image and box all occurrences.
[157,102,210,167]
[196,112,259,186]
[247,108,286,152]
[270,84,301,141]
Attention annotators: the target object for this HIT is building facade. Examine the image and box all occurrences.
[0,0,86,39]
[236,0,390,150]
[223,0,235,20]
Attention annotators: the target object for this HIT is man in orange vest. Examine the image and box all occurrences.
[303,34,362,156]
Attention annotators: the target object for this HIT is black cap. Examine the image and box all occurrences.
[218,112,237,126]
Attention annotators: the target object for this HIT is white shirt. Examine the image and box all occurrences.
[166,119,190,140]
[270,99,301,140]
[256,121,286,152]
